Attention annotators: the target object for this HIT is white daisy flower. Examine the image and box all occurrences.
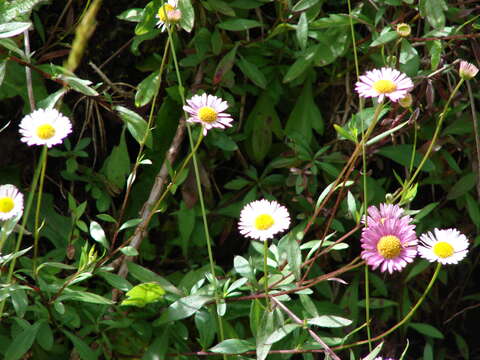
[19,108,72,148]
[156,0,182,32]
[238,199,290,241]
[183,94,234,135]
[0,185,24,221]
[355,67,414,102]
[418,228,469,265]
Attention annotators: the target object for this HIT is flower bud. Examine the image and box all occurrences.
[398,93,412,108]
[396,23,411,37]
[459,60,479,80]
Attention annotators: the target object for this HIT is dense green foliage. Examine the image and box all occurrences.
[0,0,479,359]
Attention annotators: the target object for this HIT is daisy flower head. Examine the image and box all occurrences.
[156,0,182,32]
[459,60,479,80]
[183,94,234,135]
[355,67,414,102]
[238,199,290,241]
[363,203,405,225]
[19,108,72,148]
[0,185,24,221]
[361,209,417,274]
[418,228,469,265]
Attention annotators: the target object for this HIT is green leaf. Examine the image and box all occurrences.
[135,71,159,107]
[0,0,48,23]
[419,0,447,29]
[89,221,108,248]
[120,246,139,256]
[135,1,156,35]
[117,8,143,22]
[121,282,165,307]
[466,193,480,228]
[115,105,153,148]
[37,88,67,109]
[292,0,322,12]
[127,262,182,295]
[370,29,398,47]
[179,0,194,32]
[447,173,476,200]
[36,321,53,351]
[213,44,237,84]
[308,315,352,328]
[265,324,300,344]
[0,38,26,58]
[210,339,255,354]
[234,255,256,283]
[362,342,384,360]
[278,233,301,280]
[377,145,435,172]
[63,330,98,360]
[56,75,99,96]
[119,218,142,231]
[217,18,262,31]
[11,289,28,317]
[97,270,132,291]
[256,310,275,360]
[454,332,469,360]
[283,56,311,83]
[296,12,308,50]
[237,56,267,89]
[244,92,280,163]
[101,130,130,190]
[58,290,113,305]
[5,321,41,360]
[285,80,324,142]
[158,295,213,322]
[399,39,419,76]
[195,310,216,349]
[0,22,31,39]
[409,322,444,339]
[206,0,235,16]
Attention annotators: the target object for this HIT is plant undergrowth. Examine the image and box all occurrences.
[0,0,479,359]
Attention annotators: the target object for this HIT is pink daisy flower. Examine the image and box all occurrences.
[183,94,234,135]
[361,205,417,274]
[363,203,404,225]
[355,67,414,102]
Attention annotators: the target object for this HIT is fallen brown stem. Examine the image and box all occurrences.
[271,297,341,360]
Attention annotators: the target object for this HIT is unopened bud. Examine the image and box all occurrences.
[396,23,411,37]
[459,60,479,80]
[398,93,412,108]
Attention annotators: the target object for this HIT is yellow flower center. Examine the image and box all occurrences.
[0,197,14,213]
[433,241,454,258]
[255,214,274,230]
[373,79,397,94]
[377,235,402,259]
[158,4,175,22]
[198,106,218,123]
[36,124,56,140]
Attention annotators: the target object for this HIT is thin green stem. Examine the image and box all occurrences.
[364,265,372,351]
[263,240,270,311]
[408,112,417,175]
[0,146,47,318]
[334,263,442,351]
[165,24,227,350]
[396,79,464,202]
[346,0,359,80]
[33,146,48,271]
